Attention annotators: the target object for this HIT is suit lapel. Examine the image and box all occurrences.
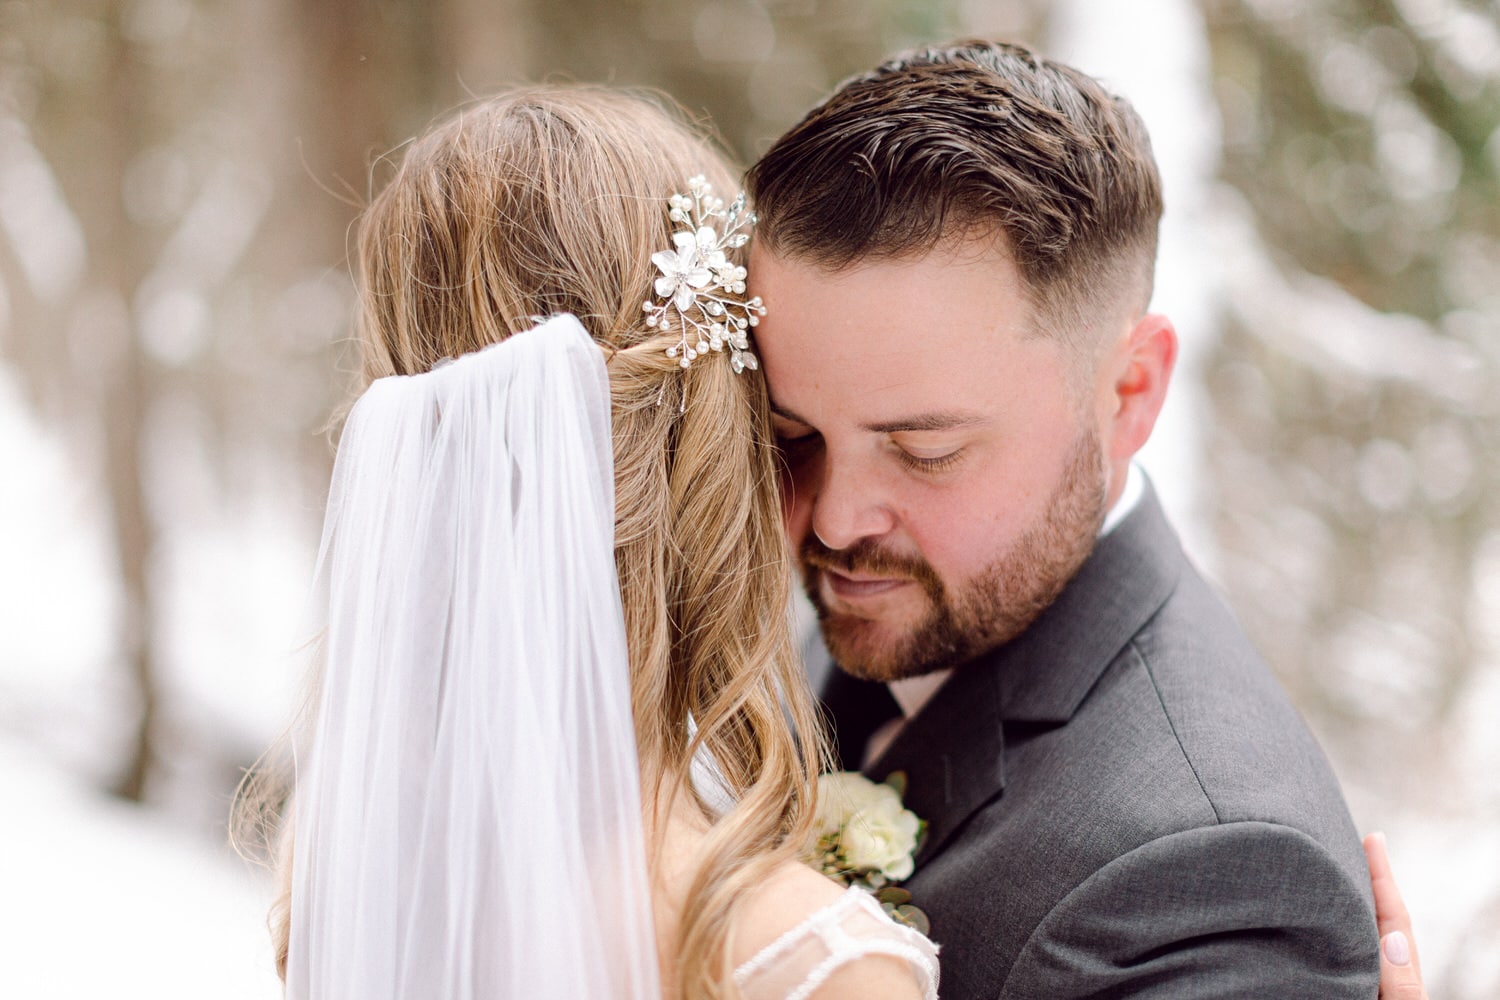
[986,483,1182,725]
[847,481,1186,867]
[863,658,1006,865]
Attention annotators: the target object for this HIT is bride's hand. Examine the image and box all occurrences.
[1365,832,1428,1000]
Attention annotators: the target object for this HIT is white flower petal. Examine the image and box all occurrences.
[674,283,696,311]
[885,855,915,881]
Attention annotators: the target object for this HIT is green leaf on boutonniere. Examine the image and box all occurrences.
[891,904,930,936]
[875,885,930,934]
[883,771,908,798]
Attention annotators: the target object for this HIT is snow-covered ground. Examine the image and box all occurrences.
[0,371,288,997]
[2,735,283,999]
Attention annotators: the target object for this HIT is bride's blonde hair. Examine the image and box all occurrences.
[250,86,827,998]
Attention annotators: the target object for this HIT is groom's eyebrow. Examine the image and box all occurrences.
[769,402,988,433]
[863,410,988,433]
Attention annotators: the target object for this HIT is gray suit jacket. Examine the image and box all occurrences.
[821,483,1380,999]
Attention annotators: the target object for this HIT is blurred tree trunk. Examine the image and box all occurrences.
[102,354,157,801]
[6,2,166,801]
[293,0,447,206]
[95,21,160,804]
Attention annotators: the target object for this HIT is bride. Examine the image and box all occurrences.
[245,84,1427,1000]
[258,85,936,1000]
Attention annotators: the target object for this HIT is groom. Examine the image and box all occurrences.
[747,41,1381,998]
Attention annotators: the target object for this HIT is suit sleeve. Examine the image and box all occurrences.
[999,820,1380,999]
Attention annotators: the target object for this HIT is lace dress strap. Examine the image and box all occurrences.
[733,886,939,1000]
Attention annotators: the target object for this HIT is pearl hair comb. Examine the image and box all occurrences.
[643,175,765,374]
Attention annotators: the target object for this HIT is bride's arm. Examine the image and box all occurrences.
[803,954,925,1000]
[733,863,933,1000]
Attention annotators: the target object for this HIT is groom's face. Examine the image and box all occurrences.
[752,236,1111,682]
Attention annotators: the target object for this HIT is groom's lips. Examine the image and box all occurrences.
[818,567,913,601]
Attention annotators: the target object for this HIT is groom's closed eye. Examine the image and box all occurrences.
[891,445,966,474]
[771,420,822,480]
[886,431,970,475]
[775,430,822,463]
[772,413,817,444]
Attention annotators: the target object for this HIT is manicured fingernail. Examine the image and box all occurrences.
[1383,930,1410,967]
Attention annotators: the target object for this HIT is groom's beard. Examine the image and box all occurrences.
[800,426,1108,684]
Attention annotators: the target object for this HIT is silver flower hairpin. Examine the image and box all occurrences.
[642,175,765,374]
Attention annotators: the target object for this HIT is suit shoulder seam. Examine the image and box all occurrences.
[1128,636,1224,825]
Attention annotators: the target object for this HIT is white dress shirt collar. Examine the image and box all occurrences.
[1100,462,1145,537]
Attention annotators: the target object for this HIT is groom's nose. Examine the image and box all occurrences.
[806,457,897,551]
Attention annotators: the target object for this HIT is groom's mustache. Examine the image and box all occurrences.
[798,537,945,598]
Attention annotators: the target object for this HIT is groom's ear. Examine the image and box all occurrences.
[1102,312,1177,464]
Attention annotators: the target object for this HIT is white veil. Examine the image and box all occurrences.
[285,315,660,999]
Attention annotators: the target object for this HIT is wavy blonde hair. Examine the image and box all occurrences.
[243,86,827,999]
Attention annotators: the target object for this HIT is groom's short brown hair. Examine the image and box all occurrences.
[747,40,1163,348]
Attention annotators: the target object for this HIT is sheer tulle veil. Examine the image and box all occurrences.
[285,315,660,999]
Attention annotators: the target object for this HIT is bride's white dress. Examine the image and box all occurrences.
[734,887,940,1000]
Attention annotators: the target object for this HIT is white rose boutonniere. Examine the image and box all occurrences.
[805,771,930,933]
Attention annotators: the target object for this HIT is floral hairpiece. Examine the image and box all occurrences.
[642,175,765,374]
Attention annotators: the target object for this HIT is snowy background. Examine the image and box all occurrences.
[3,0,1497,996]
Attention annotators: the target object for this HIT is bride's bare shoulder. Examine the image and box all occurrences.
[731,861,845,961]
[731,862,926,1000]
